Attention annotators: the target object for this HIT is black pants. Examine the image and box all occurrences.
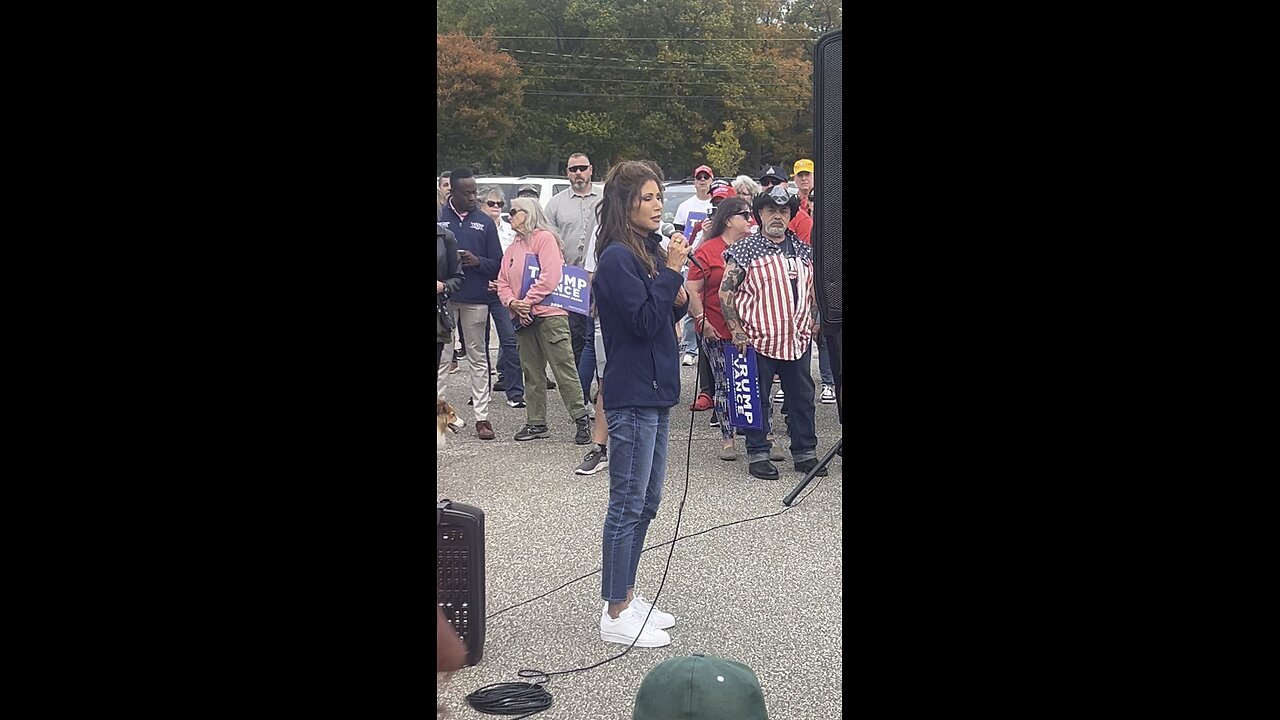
[568,311,588,366]
[697,343,714,397]
[822,327,842,424]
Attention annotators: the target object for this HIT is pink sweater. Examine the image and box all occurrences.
[496,229,568,319]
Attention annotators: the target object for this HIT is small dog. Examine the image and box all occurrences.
[437,397,459,451]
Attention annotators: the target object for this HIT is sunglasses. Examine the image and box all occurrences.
[568,165,590,173]
[485,201,504,208]
[695,174,712,181]
[734,211,751,220]
[759,177,783,187]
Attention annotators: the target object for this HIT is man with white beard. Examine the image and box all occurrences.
[719,185,825,481]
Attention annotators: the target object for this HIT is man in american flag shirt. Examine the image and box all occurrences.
[719,184,827,481]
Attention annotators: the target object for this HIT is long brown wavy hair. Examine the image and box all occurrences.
[595,161,665,279]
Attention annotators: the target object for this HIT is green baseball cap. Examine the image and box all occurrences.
[633,654,768,720]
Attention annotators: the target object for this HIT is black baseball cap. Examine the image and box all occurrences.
[758,165,788,183]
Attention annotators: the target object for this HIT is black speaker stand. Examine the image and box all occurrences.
[782,436,840,506]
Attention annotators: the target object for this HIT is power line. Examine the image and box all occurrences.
[514,74,793,87]
[473,35,815,41]
[515,60,768,74]
[501,47,790,69]
[522,90,809,101]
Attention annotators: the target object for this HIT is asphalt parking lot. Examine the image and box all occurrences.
[437,330,843,720]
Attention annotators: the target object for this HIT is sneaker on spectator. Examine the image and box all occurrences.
[600,608,671,647]
[514,424,550,441]
[773,387,785,403]
[820,385,836,404]
[681,353,695,366]
[576,446,609,475]
[546,376,557,390]
[493,377,507,392]
[507,396,526,408]
[574,416,592,445]
[709,414,720,428]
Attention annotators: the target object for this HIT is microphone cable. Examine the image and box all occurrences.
[466,318,702,719]
[465,322,830,718]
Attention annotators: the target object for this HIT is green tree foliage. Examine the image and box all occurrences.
[437,0,840,177]
[703,121,747,176]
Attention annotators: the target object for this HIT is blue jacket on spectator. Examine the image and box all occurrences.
[438,202,502,304]
[594,232,689,410]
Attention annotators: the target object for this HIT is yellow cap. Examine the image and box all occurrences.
[793,159,814,175]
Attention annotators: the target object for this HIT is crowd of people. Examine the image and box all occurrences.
[436,153,837,650]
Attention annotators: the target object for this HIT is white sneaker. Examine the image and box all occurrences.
[773,387,785,403]
[600,597,675,631]
[628,596,676,630]
[681,353,695,366]
[600,606,671,647]
[820,385,836,404]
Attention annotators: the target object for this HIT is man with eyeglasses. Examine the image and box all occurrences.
[720,184,826,480]
[758,165,811,245]
[790,160,834,406]
[546,152,603,411]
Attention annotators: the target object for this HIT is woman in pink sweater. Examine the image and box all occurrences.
[496,197,591,443]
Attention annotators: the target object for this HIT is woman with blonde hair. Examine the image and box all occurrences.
[495,197,591,444]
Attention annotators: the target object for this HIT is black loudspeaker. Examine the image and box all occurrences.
[813,29,842,326]
[437,499,486,666]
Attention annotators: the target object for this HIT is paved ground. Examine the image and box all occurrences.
[437,330,843,720]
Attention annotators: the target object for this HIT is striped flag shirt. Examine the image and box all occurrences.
[723,231,815,361]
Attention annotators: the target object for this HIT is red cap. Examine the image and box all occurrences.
[694,165,714,178]
[711,186,734,200]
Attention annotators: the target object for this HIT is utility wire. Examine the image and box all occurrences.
[501,47,790,68]
[514,60,771,74]
[522,90,809,101]
[473,35,816,41]
[519,75,795,87]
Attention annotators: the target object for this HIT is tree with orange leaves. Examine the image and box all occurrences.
[437,32,522,171]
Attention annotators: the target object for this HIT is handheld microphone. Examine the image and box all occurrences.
[660,223,705,272]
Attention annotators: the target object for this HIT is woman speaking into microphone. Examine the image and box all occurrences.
[590,160,690,648]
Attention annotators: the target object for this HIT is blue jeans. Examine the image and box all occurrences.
[680,316,699,356]
[817,333,835,386]
[578,316,596,402]
[486,297,523,400]
[743,347,818,464]
[601,406,670,602]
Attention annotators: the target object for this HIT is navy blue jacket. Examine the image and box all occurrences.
[438,201,503,304]
[594,233,689,410]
